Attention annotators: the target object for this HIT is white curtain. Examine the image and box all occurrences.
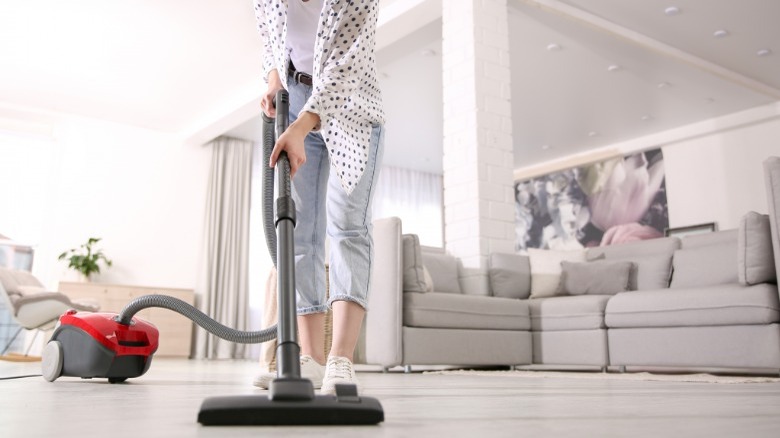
[246,139,274,361]
[195,136,253,359]
[373,166,443,247]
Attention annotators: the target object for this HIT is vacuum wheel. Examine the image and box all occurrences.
[41,341,63,382]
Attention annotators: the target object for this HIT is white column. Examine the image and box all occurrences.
[442,0,515,291]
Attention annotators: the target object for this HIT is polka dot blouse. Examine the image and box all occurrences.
[253,0,386,194]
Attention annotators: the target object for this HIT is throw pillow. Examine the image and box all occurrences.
[628,254,674,290]
[402,234,427,292]
[738,211,777,285]
[422,252,462,294]
[528,248,586,298]
[422,266,434,292]
[488,253,531,299]
[559,260,634,295]
[590,253,673,291]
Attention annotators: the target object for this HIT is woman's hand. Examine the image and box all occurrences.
[261,69,284,118]
[269,112,321,178]
[270,128,307,178]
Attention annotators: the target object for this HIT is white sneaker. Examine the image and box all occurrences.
[252,355,325,389]
[321,356,360,395]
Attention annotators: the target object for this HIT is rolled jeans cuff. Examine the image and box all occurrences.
[296,304,330,315]
[328,294,368,311]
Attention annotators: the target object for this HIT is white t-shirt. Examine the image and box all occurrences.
[286,0,323,75]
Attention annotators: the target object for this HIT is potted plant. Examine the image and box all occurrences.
[58,237,113,282]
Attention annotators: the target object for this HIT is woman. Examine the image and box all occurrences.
[252,0,385,395]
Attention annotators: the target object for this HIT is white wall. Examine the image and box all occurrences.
[512,104,780,237]
[0,109,211,291]
[663,117,780,232]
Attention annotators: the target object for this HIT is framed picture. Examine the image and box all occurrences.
[664,222,717,238]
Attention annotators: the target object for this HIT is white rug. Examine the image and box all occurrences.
[424,369,780,384]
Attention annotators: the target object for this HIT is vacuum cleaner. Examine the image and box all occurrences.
[40,89,385,426]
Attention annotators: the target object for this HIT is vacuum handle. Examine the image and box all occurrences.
[268,88,303,383]
[274,89,292,198]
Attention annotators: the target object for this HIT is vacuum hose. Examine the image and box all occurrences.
[116,91,290,344]
[117,294,277,344]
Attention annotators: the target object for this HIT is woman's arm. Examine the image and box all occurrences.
[252,0,278,83]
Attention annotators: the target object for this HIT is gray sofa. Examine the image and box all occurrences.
[360,217,532,370]
[361,157,780,374]
[606,227,780,371]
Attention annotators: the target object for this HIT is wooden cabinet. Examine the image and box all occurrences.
[58,282,194,358]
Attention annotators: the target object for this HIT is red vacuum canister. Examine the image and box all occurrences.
[42,310,159,383]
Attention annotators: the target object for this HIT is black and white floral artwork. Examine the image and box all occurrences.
[515,149,668,252]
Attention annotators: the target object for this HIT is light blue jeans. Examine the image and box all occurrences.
[286,76,385,315]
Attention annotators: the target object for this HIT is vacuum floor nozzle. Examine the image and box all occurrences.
[197,393,384,426]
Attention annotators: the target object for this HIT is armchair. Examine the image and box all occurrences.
[0,267,99,357]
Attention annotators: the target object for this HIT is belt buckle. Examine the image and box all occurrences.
[294,71,304,84]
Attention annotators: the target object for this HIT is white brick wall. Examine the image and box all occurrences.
[442,0,515,276]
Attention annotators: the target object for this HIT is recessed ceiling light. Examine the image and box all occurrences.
[664,6,681,16]
[757,48,772,57]
[541,144,551,150]
[657,81,671,89]
[588,131,598,137]
[546,43,562,51]
[607,64,622,72]
[713,29,729,38]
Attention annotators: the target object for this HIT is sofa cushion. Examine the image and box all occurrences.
[527,295,611,331]
[671,230,738,289]
[489,253,531,299]
[560,260,634,295]
[0,268,44,294]
[738,212,776,285]
[528,248,586,298]
[403,292,530,330]
[605,283,780,328]
[587,236,680,260]
[421,252,462,294]
[680,229,737,248]
[16,285,47,295]
[402,234,427,293]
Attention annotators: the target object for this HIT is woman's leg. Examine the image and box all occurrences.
[298,313,326,364]
[328,301,365,362]
[286,77,330,364]
[326,124,385,360]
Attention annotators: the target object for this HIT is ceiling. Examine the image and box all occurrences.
[0,0,264,132]
[2,0,778,175]
[510,0,780,168]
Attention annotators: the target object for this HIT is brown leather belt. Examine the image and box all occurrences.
[288,63,313,86]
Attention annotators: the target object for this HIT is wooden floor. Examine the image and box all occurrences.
[2,358,780,437]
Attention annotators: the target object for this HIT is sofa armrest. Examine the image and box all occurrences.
[363,216,404,367]
[764,156,780,291]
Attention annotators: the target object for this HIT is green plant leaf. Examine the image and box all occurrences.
[58,238,112,278]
